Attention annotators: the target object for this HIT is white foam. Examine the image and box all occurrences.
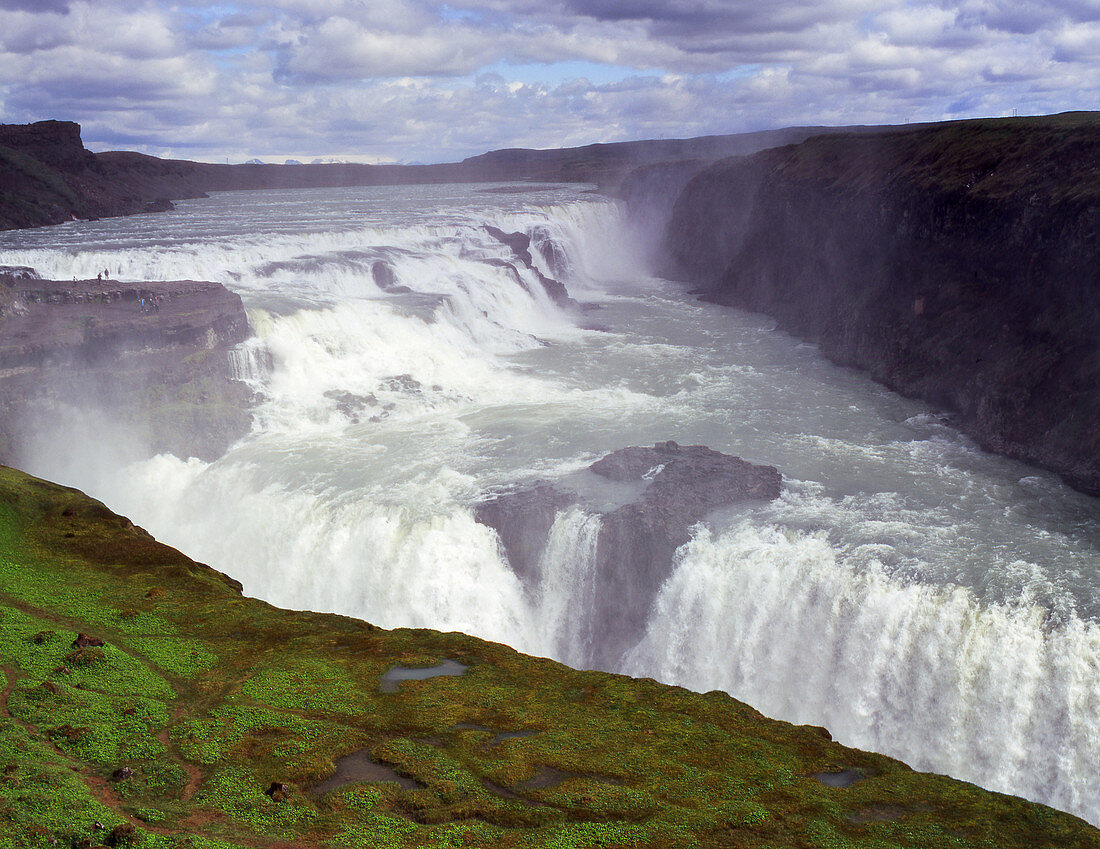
[623,522,1100,823]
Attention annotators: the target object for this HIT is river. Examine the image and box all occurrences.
[1,182,1098,823]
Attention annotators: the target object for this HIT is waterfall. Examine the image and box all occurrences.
[2,183,1098,825]
[623,523,1100,823]
[531,508,603,668]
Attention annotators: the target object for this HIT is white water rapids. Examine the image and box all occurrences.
[1,183,1098,823]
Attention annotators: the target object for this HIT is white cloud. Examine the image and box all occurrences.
[0,0,1095,162]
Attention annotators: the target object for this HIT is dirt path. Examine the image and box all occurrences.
[0,664,18,716]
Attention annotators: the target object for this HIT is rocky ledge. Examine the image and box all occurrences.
[642,114,1100,495]
[476,442,782,668]
[0,269,252,463]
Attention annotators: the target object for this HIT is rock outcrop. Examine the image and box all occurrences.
[650,114,1100,495]
[476,442,781,667]
[0,121,209,229]
[483,225,576,308]
[0,271,252,463]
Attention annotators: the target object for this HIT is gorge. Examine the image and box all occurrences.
[0,116,1098,845]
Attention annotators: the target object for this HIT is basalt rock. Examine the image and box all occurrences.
[0,272,252,464]
[652,115,1100,495]
[483,225,577,308]
[476,442,781,668]
[475,483,580,583]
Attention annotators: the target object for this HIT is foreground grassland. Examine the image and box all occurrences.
[0,466,1096,848]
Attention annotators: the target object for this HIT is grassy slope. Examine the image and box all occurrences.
[0,465,1096,849]
[760,112,1100,201]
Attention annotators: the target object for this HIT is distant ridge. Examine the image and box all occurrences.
[0,119,878,231]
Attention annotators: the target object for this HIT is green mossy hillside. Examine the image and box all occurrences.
[0,465,1097,848]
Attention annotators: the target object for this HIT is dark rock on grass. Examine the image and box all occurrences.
[264,781,288,802]
[104,823,136,847]
[70,633,105,649]
[63,647,105,667]
[110,766,134,782]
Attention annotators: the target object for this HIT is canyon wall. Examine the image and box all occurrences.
[650,114,1100,494]
[0,270,252,464]
[1,119,883,231]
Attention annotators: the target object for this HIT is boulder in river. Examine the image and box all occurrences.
[476,442,781,667]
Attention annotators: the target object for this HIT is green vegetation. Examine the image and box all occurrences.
[762,113,1100,203]
[0,465,1097,847]
[0,143,77,205]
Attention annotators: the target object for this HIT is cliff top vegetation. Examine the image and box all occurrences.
[1,465,1097,848]
[713,112,1100,203]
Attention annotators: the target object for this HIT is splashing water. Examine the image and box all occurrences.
[1,182,1098,823]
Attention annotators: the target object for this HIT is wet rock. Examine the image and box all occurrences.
[483,225,576,308]
[381,374,422,393]
[474,483,580,583]
[143,197,174,213]
[0,265,39,281]
[323,389,379,422]
[0,276,253,465]
[476,442,781,667]
[371,261,411,294]
[530,225,570,279]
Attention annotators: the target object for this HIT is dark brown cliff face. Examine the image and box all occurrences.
[658,115,1100,495]
[0,121,210,229]
[0,272,253,464]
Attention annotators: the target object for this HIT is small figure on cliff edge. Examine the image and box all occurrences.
[97,271,102,281]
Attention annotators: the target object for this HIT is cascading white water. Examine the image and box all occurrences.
[623,522,1100,820]
[531,508,603,668]
[1,182,1098,824]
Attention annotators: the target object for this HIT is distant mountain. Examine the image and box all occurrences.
[284,159,302,165]
[0,117,973,232]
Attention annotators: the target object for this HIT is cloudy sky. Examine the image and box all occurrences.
[0,0,1097,163]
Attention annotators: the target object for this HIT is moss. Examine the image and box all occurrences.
[0,465,1097,848]
[0,143,78,204]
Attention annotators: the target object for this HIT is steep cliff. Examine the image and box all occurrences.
[1,120,898,232]
[0,271,252,464]
[660,113,1100,494]
[0,121,208,229]
[2,464,1098,847]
